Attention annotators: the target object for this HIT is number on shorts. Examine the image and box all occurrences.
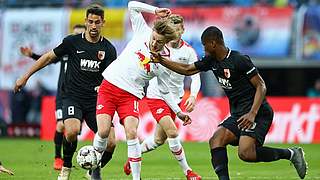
[56,109,63,119]
[68,106,75,115]
[133,100,139,113]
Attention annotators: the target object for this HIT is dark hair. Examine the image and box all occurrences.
[201,26,224,45]
[73,24,86,30]
[86,5,104,19]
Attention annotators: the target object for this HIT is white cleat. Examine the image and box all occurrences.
[57,166,71,180]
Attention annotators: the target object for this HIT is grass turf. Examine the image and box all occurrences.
[0,139,319,179]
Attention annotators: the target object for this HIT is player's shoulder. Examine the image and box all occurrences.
[230,50,251,62]
[63,33,82,42]
[101,36,116,49]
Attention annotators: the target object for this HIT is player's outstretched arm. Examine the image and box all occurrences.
[0,161,14,175]
[14,50,57,93]
[150,52,200,75]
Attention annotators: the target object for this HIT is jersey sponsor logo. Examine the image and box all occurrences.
[97,51,105,60]
[156,108,164,114]
[135,51,150,73]
[97,104,104,110]
[224,69,231,78]
[218,77,232,89]
[76,50,85,54]
[80,59,101,72]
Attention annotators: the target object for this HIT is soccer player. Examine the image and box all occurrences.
[92,1,192,180]
[123,14,201,180]
[150,26,307,180]
[0,161,14,176]
[14,6,117,180]
[20,24,86,171]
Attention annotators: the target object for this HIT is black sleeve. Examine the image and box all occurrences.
[109,45,117,62]
[237,55,258,79]
[51,56,61,64]
[31,53,42,60]
[194,55,213,72]
[53,37,70,57]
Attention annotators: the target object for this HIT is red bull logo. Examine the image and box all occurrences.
[135,51,151,73]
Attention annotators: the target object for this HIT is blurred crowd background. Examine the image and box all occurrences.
[0,0,319,138]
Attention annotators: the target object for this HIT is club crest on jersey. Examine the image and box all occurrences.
[224,69,231,78]
[135,51,150,73]
[97,51,105,60]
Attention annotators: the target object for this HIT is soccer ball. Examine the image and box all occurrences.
[76,145,101,170]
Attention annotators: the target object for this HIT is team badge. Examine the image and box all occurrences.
[97,51,105,60]
[135,51,151,73]
[224,69,231,78]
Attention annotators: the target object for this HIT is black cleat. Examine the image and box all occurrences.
[289,147,307,179]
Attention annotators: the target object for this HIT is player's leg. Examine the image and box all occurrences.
[209,117,239,180]
[54,101,64,170]
[238,105,307,179]
[85,110,115,180]
[123,116,141,180]
[58,100,82,180]
[159,115,201,179]
[141,123,167,153]
[53,120,64,170]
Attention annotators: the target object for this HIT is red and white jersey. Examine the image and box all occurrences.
[102,1,181,113]
[147,41,201,104]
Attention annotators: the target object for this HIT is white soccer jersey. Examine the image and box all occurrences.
[102,1,181,113]
[147,41,201,104]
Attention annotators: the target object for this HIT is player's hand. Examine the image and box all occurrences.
[184,96,196,112]
[177,112,192,126]
[150,51,162,63]
[14,76,28,93]
[155,8,171,18]
[20,46,33,57]
[237,111,256,130]
[0,165,14,175]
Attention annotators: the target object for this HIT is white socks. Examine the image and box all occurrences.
[93,133,107,153]
[141,135,160,153]
[167,137,191,175]
[127,138,142,180]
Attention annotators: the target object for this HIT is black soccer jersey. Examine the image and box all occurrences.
[195,49,268,116]
[53,33,117,103]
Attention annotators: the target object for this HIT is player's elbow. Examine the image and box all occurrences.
[128,1,137,10]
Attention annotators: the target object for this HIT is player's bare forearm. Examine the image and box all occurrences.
[249,74,267,115]
[159,57,199,76]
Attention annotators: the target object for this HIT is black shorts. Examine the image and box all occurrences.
[219,103,274,146]
[55,94,64,121]
[62,98,97,133]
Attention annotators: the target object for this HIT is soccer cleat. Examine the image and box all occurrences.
[53,158,64,170]
[289,147,307,179]
[91,167,102,180]
[186,170,202,180]
[123,159,131,175]
[57,166,71,180]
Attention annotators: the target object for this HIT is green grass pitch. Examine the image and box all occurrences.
[0,139,319,179]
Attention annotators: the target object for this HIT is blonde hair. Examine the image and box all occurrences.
[153,18,178,42]
[168,14,184,25]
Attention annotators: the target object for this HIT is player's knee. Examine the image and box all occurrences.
[209,132,225,148]
[238,149,255,162]
[154,136,165,145]
[165,129,178,139]
[106,137,116,151]
[56,121,64,132]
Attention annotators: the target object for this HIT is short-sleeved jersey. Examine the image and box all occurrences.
[53,33,117,104]
[195,50,268,116]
